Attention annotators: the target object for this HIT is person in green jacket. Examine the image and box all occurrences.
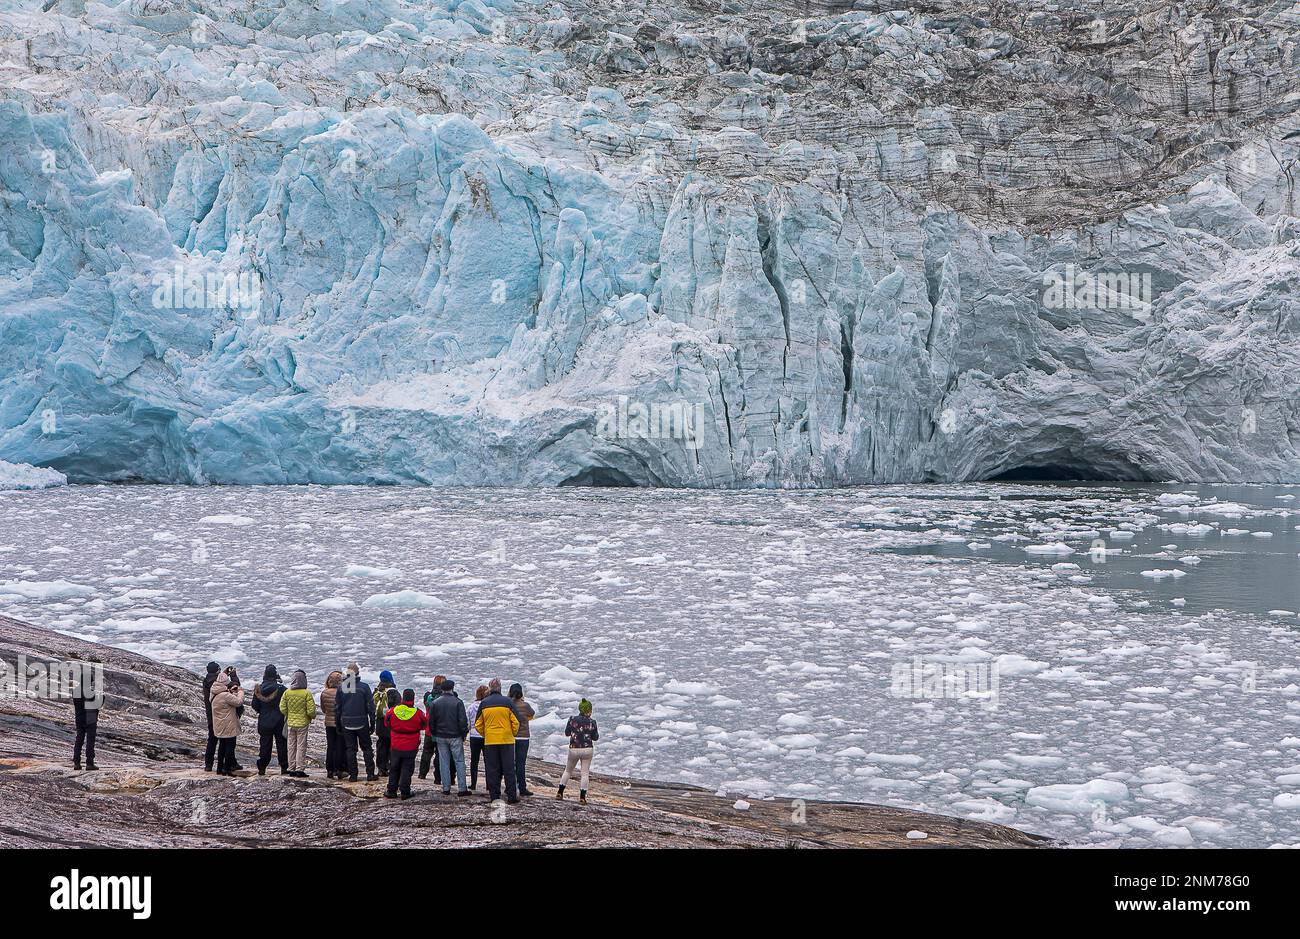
[279,670,317,778]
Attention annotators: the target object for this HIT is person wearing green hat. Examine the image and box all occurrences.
[555,698,598,804]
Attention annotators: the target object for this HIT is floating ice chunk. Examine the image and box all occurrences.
[1156,493,1199,505]
[1140,781,1201,804]
[1025,779,1130,813]
[1140,569,1186,579]
[1178,555,1201,565]
[906,830,929,839]
[361,590,444,608]
[1274,793,1300,809]
[315,597,357,609]
[198,514,256,526]
[663,680,716,696]
[1023,542,1074,555]
[733,800,751,811]
[0,580,95,599]
[345,564,402,579]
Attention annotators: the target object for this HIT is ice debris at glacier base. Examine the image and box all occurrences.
[0,460,67,490]
[1,0,1299,486]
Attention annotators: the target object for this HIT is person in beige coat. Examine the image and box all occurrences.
[209,671,245,776]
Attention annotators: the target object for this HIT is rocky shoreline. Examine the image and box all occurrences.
[0,614,1049,848]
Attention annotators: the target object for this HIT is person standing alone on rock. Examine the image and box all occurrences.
[252,665,289,776]
[335,664,378,782]
[320,670,343,779]
[509,683,536,797]
[556,698,598,805]
[279,669,316,777]
[71,666,101,771]
[210,671,245,776]
[202,661,221,771]
[475,678,520,804]
[384,688,427,799]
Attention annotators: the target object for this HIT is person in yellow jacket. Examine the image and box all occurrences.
[279,669,316,778]
[473,677,521,803]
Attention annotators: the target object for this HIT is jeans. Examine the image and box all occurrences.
[514,738,530,794]
[436,737,467,793]
[324,726,343,776]
[217,737,238,774]
[386,749,416,797]
[376,733,391,776]
[341,726,375,779]
[469,737,484,789]
[74,708,98,767]
[559,747,594,791]
[483,742,517,802]
[258,728,288,773]
[287,725,309,772]
[205,729,218,770]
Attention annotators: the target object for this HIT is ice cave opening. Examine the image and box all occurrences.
[983,458,1154,483]
[557,467,640,487]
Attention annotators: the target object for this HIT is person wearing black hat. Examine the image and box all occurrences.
[251,664,289,775]
[202,662,221,771]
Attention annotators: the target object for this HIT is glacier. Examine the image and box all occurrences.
[1,0,1299,486]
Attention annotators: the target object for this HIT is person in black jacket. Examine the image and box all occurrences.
[430,679,471,796]
[72,667,101,771]
[251,664,289,775]
[202,661,221,771]
[335,664,378,781]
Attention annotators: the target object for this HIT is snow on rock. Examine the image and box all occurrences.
[0,1,1297,486]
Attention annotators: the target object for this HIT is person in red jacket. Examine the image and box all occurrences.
[384,688,428,800]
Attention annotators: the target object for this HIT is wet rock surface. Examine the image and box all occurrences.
[0,614,1046,847]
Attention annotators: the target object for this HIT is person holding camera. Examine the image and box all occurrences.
[209,668,245,776]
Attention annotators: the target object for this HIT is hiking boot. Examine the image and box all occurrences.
[506,797,520,805]
[86,762,98,770]
[579,791,588,805]
[348,774,359,782]
[384,790,397,799]
[519,788,534,797]
[456,790,473,797]
[257,767,266,776]
[555,785,565,800]
[400,792,413,800]
[366,774,379,782]
[73,761,82,771]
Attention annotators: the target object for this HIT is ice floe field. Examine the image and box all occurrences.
[2,481,1299,847]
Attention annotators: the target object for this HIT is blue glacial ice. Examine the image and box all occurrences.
[1,0,1298,485]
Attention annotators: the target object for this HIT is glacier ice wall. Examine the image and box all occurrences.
[1,0,1298,486]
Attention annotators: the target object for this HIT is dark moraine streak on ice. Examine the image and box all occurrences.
[2,482,1299,847]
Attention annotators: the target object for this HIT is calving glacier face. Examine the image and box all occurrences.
[1,0,1298,486]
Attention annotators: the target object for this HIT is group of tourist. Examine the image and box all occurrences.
[198,662,599,804]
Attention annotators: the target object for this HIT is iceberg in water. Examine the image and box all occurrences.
[0,460,67,490]
[1,0,1298,487]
